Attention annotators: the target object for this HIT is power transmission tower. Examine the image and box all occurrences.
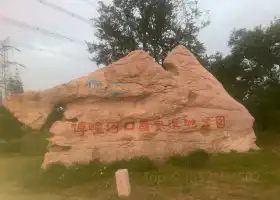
[0,37,25,101]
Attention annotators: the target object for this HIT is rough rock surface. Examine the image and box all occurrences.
[3,45,259,168]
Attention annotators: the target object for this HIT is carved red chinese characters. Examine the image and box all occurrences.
[124,121,135,130]
[155,120,163,132]
[169,118,180,129]
[94,122,104,134]
[201,118,211,129]
[139,120,149,131]
[107,121,120,133]
[88,122,95,132]
[72,115,226,136]
[75,121,87,136]
[184,119,197,128]
[216,116,225,128]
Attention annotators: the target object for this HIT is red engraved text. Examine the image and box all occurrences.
[184,119,197,128]
[75,121,87,136]
[87,122,95,134]
[107,121,120,133]
[88,122,95,130]
[77,121,87,132]
[216,116,225,128]
[71,122,77,132]
[155,120,164,132]
[94,122,104,134]
[201,118,211,129]
[139,120,149,132]
[169,118,180,129]
[124,121,135,130]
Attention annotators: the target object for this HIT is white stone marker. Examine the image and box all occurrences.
[115,169,131,197]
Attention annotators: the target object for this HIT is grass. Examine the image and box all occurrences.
[1,142,280,200]
[1,105,280,199]
[166,149,210,168]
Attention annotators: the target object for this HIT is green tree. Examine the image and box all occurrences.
[87,0,209,67]
[209,18,280,132]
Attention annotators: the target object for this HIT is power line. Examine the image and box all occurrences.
[36,0,92,25]
[13,42,91,61]
[81,0,96,7]
[0,14,86,45]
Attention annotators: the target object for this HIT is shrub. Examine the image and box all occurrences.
[20,131,51,156]
[0,139,21,154]
[166,149,210,168]
[166,155,189,167]
[108,156,158,172]
[0,106,24,141]
[187,149,210,168]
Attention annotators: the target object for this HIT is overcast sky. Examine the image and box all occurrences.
[0,0,280,91]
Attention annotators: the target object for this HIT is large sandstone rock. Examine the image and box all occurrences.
[3,45,259,168]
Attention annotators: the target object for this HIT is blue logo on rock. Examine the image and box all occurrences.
[112,83,125,94]
[85,78,102,89]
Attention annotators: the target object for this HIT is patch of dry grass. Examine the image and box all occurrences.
[1,136,280,200]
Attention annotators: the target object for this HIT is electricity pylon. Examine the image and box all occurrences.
[0,37,25,101]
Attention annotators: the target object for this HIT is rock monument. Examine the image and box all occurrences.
[3,45,259,168]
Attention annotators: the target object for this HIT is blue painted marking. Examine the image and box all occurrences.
[85,78,102,89]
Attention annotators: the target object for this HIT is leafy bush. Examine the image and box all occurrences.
[0,139,21,154]
[0,128,51,156]
[166,155,189,167]
[0,106,24,140]
[108,156,158,172]
[166,149,210,168]
[187,149,210,168]
[20,131,51,156]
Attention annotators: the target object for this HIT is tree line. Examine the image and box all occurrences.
[87,0,280,134]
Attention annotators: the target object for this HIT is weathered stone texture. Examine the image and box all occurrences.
[3,45,258,168]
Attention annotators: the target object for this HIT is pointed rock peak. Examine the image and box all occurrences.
[163,45,201,76]
[163,45,225,91]
[163,45,200,68]
[169,45,194,57]
[127,50,148,56]
[114,50,153,64]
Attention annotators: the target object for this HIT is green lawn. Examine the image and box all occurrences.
[1,139,280,200]
[1,100,280,200]
[2,105,280,199]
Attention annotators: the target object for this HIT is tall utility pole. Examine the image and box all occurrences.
[0,37,25,101]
